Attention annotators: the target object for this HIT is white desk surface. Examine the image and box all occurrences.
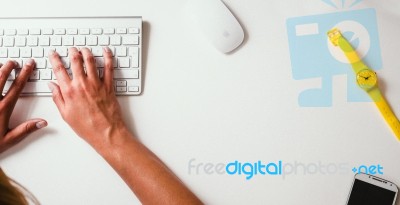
[1,0,400,204]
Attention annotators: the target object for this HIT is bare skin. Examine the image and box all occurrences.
[0,60,47,153]
[47,47,203,205]
[0,48,202,204]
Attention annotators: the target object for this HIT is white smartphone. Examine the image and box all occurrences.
[347,173,398,205]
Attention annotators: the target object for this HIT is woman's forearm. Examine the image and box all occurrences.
[96,128,203,205]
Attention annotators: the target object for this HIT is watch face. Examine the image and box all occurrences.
[357,69,378,90]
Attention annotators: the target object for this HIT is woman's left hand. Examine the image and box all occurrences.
[0,60,47,153]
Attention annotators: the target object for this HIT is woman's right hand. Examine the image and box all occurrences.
[48,47,129,150]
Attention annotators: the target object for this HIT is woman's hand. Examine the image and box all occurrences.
[48,47,128,150]
[0,60,47,153]
[48,47,203,204]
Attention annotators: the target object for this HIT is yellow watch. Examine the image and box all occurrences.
[327,28,400,141]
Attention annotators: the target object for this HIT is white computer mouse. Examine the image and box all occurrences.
[184,0,245,53]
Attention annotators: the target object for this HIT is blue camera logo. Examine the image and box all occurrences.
[286,8,382,107]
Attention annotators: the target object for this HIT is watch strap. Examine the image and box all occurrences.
[369,88,400,140]
[328,29,368,73]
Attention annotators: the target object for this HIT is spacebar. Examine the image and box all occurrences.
[22,82,51,93]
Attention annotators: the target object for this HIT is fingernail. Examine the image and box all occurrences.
[11,60,18,66]
[103,47,111,53]
[36,120,47,129]
[25,59,34,66]
[47,82,55,92]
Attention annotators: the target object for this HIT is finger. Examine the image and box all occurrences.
[49,50,71,87]
[2,119,47,149]
[69,47,86,80]
[3,59,35,104]
[80,48,99,80]
[102,47,114,91]
[47,81,65,112]
[0,61,17,92]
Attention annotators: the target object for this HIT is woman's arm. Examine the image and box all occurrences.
[48,47,202,205]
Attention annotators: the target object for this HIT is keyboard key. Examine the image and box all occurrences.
[0,29,3,36]
[17,29,29,35]
[21,47,32,57]
[98,36,109,46]
[110,36,121,45]
[39,36,50,46]
[104,28,115,34]
[62,36,74,46]
[50,36,62,46]
[0,48,7,57]
[9,48,20,58]
[108,47,116,56]
[129,47,140,68]
[56,47,68,57]
[79,28,90,35]
[11,59,23,68]
[30,70,40,80]
[128,28,140,34]
[118,57,130,68]
[122,35,139,45]
[61,57,70,68]
[116,80,127,86]
[54,28,66,35]
[5,29,16,36]
[116,28,127,34]
[86,36,98,46]
[44,47,56,57]
[15,37,26,47]
[41,70,52,80]
[27,36,38,46]
[34,58,46,69]
[21,82,51,93]
[30,29,41,35]
[75,36,86,46]
[67,28,78,35]
[91,28,102,35]
[43,28,53,35]
[116,47,127,57]
[32,47,44,57]
[95,57,104,67]
[7,70,15,80]
[47,59,53,69]
[116,87,127,92]
[92,47,103,57]
[4,37,14,47]
[128,86,139,92]
[0,37,2,46]
[114,69,139,79]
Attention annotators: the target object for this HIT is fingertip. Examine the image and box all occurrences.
[24,59,35,69]
[35,120,48,129]
[47,81,58,93]
[103,47,111,55]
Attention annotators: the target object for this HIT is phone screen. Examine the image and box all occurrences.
[347,179,396,205]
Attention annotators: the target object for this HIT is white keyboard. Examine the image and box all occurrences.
[0,16,142,96]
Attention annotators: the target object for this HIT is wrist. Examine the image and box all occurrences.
[91,123,136,155]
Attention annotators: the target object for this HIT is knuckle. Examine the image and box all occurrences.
[54,64,65,72]
[84,55,95,64]
[71,52,82,63]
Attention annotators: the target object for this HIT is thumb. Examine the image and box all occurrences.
[47,82,64,111]
[3,119,47,147]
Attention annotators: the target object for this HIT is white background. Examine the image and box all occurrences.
[1,0,400,204]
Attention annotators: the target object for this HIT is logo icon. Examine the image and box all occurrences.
[286,4,382,107]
